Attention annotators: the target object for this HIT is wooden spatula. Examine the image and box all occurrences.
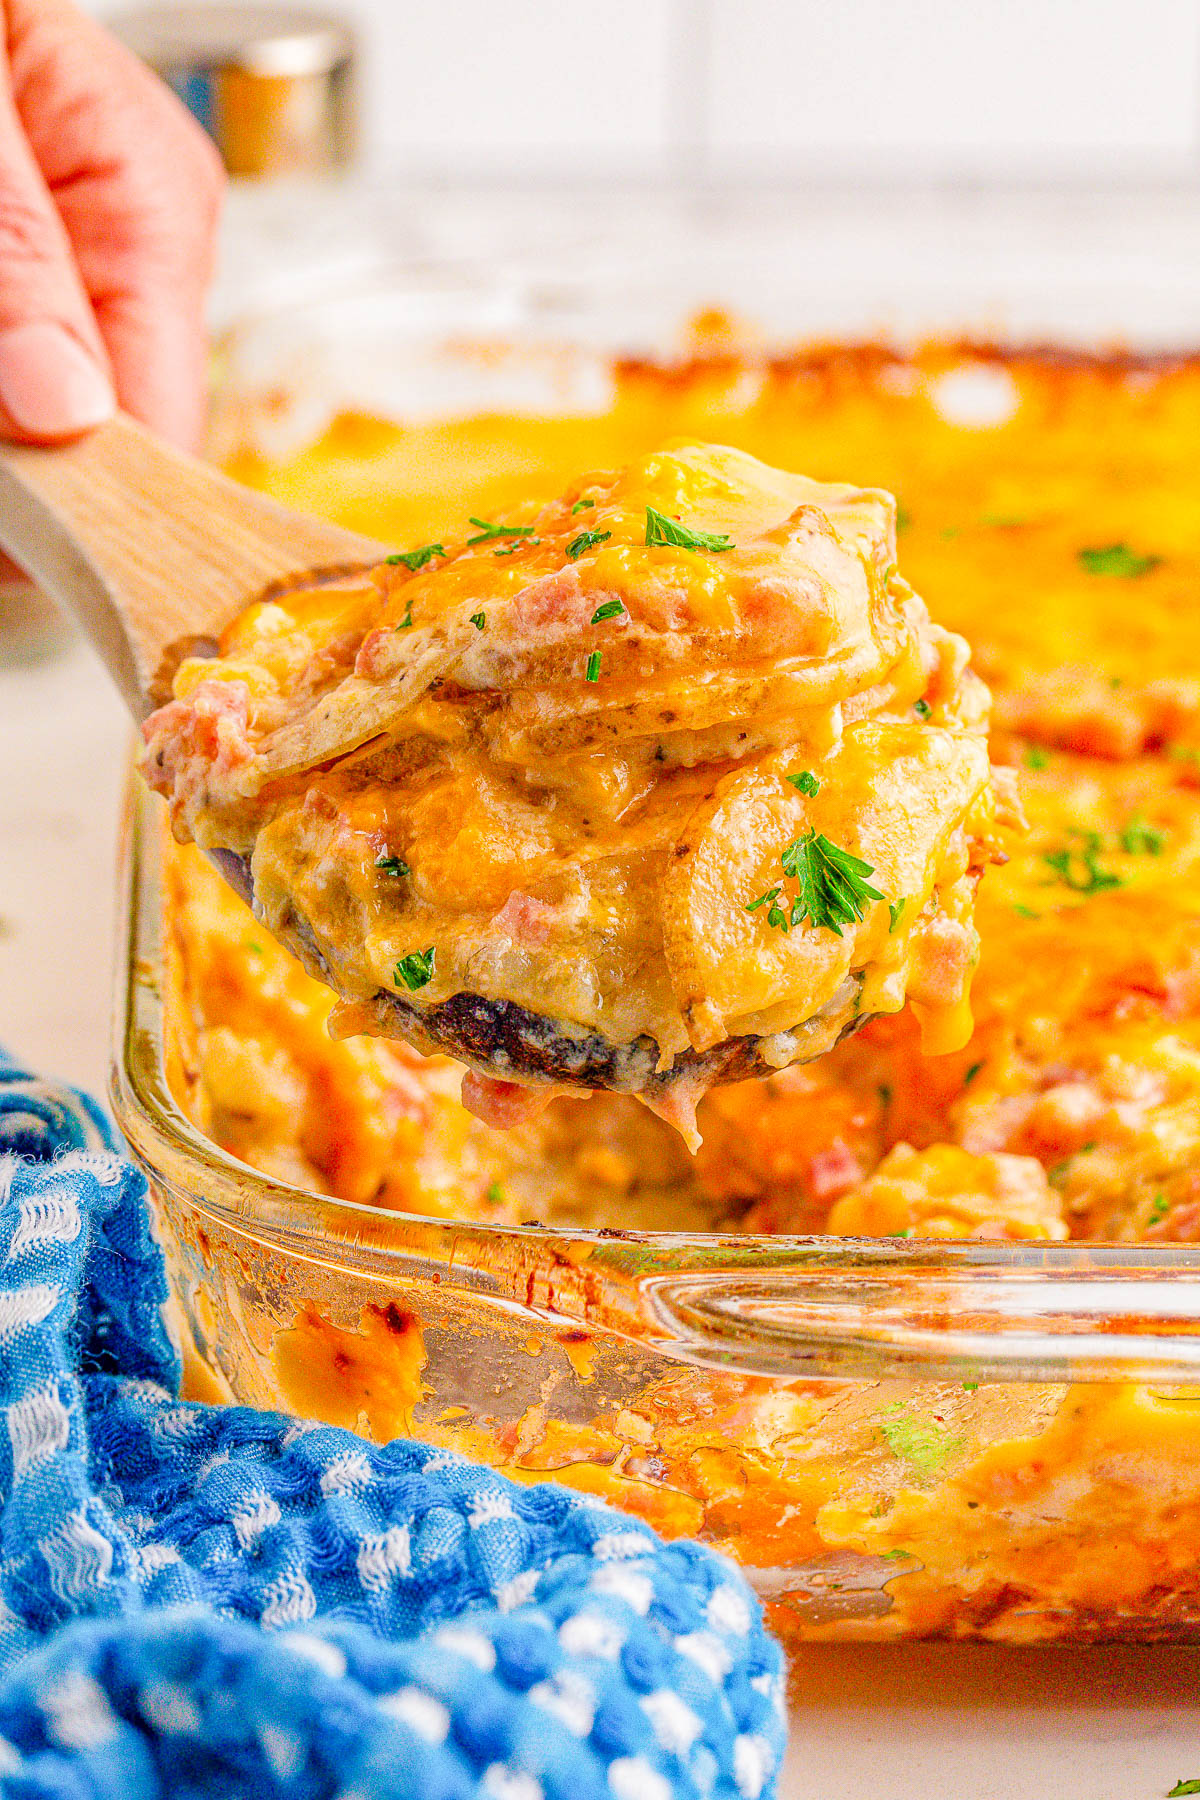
[0,411,386,717]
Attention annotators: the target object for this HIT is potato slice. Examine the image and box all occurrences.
[662,719,992,1050]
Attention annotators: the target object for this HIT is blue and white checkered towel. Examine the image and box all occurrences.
[0,1053,785,1799]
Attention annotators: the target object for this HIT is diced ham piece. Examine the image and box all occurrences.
[492,892,557,945]
[808,1140,863,1201]
[461,1072,558,1130]
[906,915,976,1010]
[142,680,254,819]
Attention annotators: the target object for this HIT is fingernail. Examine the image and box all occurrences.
[0,321,113,438]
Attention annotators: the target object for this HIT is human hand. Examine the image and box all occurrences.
[0,0,224,451]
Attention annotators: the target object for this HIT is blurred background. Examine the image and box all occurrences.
[63,1,1200,345]
[81,0,1200,186]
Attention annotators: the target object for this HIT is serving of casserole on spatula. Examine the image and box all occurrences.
[0,422,1003,1145]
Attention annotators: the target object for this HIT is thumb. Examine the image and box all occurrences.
[0,52,112,441]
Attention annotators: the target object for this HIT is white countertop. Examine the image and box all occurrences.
[4,618,1199,1800]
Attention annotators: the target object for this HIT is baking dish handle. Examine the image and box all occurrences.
[633,1244,1200,1383]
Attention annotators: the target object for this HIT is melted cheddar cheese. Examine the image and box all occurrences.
[145,443,998,1132]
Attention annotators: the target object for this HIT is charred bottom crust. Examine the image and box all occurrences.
[331,981,872,1097]
[230,853,870,1094]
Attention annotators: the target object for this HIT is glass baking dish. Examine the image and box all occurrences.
[113,244,1200,1652]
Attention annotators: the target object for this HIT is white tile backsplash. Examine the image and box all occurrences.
[708,0,1200,174]
[355,0,675,169]
[87,0,1200,180]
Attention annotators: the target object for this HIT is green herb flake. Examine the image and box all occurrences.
[1148,1192,1171,1226]
[469,612,486,631]
[494,537,540,557]
[1120,812,1167,856]
[876,1403,963,1481]
[895,503,912,531]
[644,505,734,553]
[1025,744,1050,770]
[748,832,885,939]
[571,497,596,514]
[878,1083,893,1110]
[568,529,612,561]
[1168,1783,1200,1797]
[1078,542,1162,579]
[1012,903,1041,920]
[888,897,907,933]
[468,516,535,545]
[375,855,410,878]
[485,1180,505,1205]
[1042,835,1123,895]
[386,542,445,571]
[590,598,626,624]
[585,650,602,683]
[963,1060,985,1087]
[247,941,264,956]
[1168,744,1200,767]
[395,598,414,630]
[787,770,820,796]
[394,947,435,991]
[962,1382,979,1392]
[913,698,932,719]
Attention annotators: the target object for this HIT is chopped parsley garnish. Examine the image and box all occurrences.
[571,497,596,514]
[1025,744,1050,770]
[895,503,912,531]
[1120,812,1167,855]
[494,537,539,557]
[485,1180,505,1205]
[387,542,445,571]
[1042,834,1123,895]
[590,597,625,623]
[394,948,435,991]
[745,886,789,932]
[913,698,932,719]
[1078,542,1161,579]
[963,1060,984,1086]
[567,529,611,561]
[375,855,410,878]
[585,650,602,682]
[1168,1783,1200,1796]
[469,612,486,630]
[747,831,884,938]
[1169,744,1200,766]
[1148,1192,1171,1226]
[247,941,264,955]
[1012,903,1040,919]
[468,516,535,545]
[396,598,414,630]
[787,770,820,796]
[888,897,907,933]
[644,505,734,553]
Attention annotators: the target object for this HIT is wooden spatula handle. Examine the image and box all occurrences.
[0,413,385,716]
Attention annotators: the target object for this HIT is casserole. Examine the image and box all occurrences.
[114,273,1200,1652]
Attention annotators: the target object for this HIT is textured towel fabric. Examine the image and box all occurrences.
[0,1054,785,1800]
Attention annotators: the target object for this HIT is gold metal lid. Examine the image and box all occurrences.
[110,5,357,178]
